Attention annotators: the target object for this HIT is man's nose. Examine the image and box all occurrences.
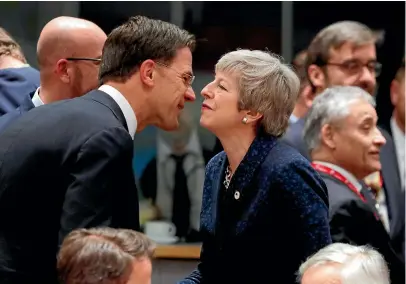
[374,128,386,146]
[185,86,196,102]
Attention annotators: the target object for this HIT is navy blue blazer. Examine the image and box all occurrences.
[0,91,35,133]
[0,66,39,116]
[180,134,332,284]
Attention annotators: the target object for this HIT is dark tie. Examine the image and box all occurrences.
[171,154,191,238]
[360,185,381,220]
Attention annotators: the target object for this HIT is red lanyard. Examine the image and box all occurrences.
[312,163,366,203]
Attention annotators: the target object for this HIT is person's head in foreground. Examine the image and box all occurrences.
[298,243,390,284]
[200,49,300,139]
[303,86,386,180]
[99,15,197,132]
[57,227,156,284]
[306,21,380,96]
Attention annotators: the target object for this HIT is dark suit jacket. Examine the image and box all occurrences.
[319,172,405,284]
[0,66,39,116]
[0,90,140,283]
[282,118,405,252]
[0,91,35,133]
[180,134,332,284]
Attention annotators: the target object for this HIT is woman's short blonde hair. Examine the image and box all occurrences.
[215,49,300,137]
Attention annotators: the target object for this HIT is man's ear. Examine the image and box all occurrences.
[139,59,156,87]
[308,64,326,91]
[56,59,70,83]
[390,79,399,107]
[320,124,337,149]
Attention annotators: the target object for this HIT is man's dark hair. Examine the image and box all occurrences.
[99,15,196,83]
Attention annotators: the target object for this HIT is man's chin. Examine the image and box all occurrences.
[158,120,179,131]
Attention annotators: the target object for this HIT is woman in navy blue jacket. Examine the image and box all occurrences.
[179,49,332,284]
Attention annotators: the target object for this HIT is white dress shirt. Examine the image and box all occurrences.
[99,85,137,139]
[155,130,206,231]
[314,161,391,232]
[390,116,405,190]
[31,88,44,107]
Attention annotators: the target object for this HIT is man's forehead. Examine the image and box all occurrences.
[302,264,342,284]
[171,47,192,68]
[328,42,376,60]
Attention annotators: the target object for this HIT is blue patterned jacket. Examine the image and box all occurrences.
[179,134,332,284]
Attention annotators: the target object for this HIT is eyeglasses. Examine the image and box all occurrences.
[155,61,195,86]
[66,57,101,65]
[323,60,382,77]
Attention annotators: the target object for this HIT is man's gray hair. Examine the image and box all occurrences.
[215,49,300,137]
[298,243,390,284]
[303,86,375,152]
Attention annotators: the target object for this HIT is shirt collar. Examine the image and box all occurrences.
[289,114,299,124]
[98,84,137,139]
[31,87,44,107]
[313,161,363,192]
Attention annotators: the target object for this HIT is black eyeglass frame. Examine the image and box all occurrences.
[66,57,101,63]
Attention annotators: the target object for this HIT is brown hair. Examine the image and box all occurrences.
[99,15,196,83]
[0,27,26,63]
[305,21,376,72]
[57,227,156,284]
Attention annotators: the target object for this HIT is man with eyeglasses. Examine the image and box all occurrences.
[0,15,195,284]
[0,17,106,133]
[283,21,381,158]
[282,21,404,269]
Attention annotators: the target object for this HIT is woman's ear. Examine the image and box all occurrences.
[243,110,263,124]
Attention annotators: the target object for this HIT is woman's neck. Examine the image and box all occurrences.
[218,129,256,175]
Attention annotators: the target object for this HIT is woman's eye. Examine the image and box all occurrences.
[217,84,226,91]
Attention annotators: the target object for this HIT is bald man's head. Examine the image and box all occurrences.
[36,16,106,100]
[37,16,105,68]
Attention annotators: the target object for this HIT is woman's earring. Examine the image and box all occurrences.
[242,117,248,124]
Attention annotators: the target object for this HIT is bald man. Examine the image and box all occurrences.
[0,16,106,133]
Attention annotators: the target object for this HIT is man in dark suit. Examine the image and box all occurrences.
[0,27,39,115]
[0,15,196,283]
[387,58,405,190]
[0,17,106,133]
[303,86,405,284]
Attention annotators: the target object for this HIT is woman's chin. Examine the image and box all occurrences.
[200,117,215,132]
